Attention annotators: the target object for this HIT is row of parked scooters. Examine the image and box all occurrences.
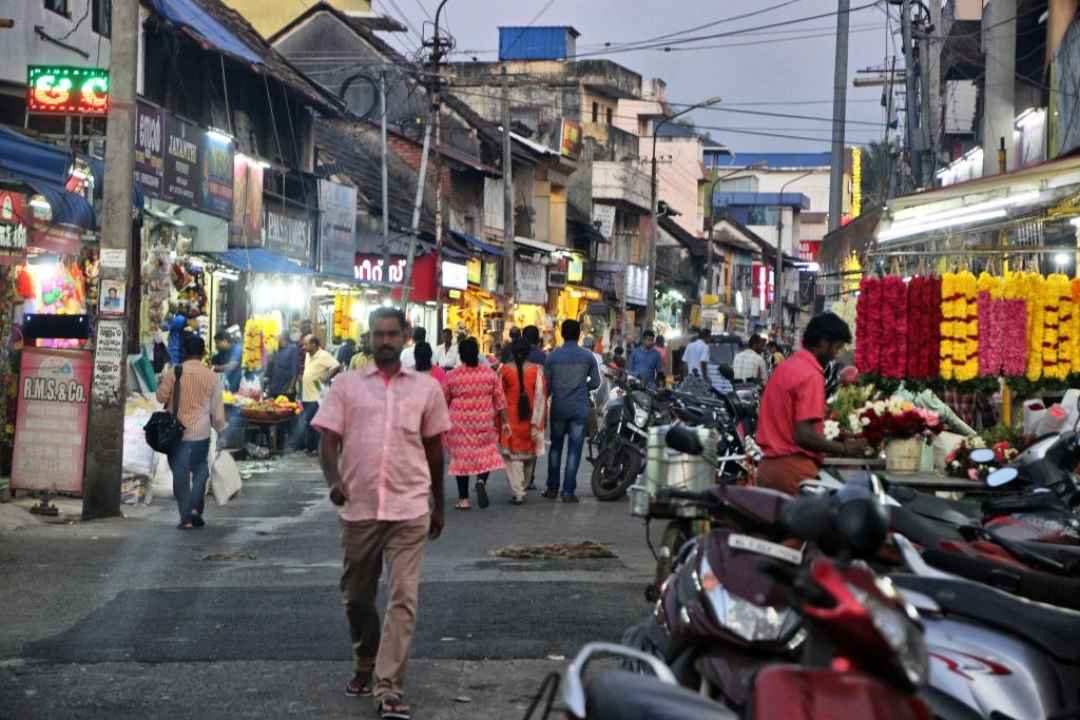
[527,399,1080,720]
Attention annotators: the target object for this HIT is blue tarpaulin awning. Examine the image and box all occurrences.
[148,0,264,66]
[0,127,97,230]
[449,229,503,256]
[203,248,314,275]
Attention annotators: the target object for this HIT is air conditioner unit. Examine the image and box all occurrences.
[548,271,567,287]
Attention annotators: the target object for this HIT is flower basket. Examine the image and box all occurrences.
[885,437,922,473]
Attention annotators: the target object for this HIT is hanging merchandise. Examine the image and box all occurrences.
[242,314,281,371]
[904,276,940,380]
[940,271,977,382]
[1044,274,1073,381]
[854,276,882,375]
[976,273,1000,377]
[142,244,171,328]
[1001,272,1029,377]
[880,276,908,379]
[332,292,358,342]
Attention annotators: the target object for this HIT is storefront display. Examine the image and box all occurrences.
[242,314,282,372]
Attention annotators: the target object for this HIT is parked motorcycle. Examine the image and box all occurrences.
[526,479,931,720]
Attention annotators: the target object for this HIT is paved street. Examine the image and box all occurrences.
[0,454,656,719]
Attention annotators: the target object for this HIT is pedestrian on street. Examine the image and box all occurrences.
[756,313,868,495]
[155,335,226,529]
[656,335,672,386]
[681,327,709,380]
[211,331,243,392]
[433,327,460,370]
[543,319,602,502]
[733,334,769,384]
[350,332,374,371]
[400,326,424,369]
[443,337,508,510]
[523,325,547,364]
[498,337,547,505]
[413,341,446,385]
[295,334,340,456]
[628,329,662,389]
[499,326,521,364]
[264,332,300,449]
[313,307,451,720]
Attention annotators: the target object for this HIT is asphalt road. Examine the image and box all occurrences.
[0,452,658,719]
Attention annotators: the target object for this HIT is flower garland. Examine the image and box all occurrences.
[855,276,882,374]
[1043,274,1071,381]
[926,276,942,378]
[880,276,908,378]
[976,272,998,376]
[1023,272,1046,381]
[940,273,956,381]
[1053,274,1075,380]
[905,276,925,379]
[1001,272,1028,377]
[1073,279,1080,374]
[941,272,978,381]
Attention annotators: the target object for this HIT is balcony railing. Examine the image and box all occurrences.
[592,161,651,211]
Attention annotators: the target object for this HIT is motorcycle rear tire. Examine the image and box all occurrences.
[591,445,641,501]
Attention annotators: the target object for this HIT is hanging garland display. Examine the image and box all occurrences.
[940,272,978,382]
[854,276,882,375]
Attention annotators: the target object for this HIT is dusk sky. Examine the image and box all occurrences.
[378,0,899,152]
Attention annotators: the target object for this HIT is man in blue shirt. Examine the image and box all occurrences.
[629,329,662,389]
[266,332,300,398]
[212,332,244,392]
[543,319,602,502]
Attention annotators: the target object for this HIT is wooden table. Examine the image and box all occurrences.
[821,457,984,492]
[241,415,294,457]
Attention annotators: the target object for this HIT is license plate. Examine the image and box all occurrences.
[727,534,803,564]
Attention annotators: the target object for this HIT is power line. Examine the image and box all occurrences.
[674,104,885,127]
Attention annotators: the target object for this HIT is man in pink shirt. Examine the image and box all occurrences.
[756,313,867,495]
[313,307,451,720]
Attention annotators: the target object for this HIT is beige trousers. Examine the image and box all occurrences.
[340,514,429,699]
[505,457,537,500]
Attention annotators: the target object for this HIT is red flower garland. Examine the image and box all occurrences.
[905,277,923,378]
[926,276,942,378]
[880,276,908,378]
[977,290,995,376]
[855,277,882,374]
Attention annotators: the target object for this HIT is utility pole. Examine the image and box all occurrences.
[926,0,942,182]
[83,0,137,520]
[775,170,812,340]
[501,68,515,317]
[400,121,432,307]
[828,0,850,233]
[900,0,923,187]
[379,71,391,282]
[430,0,450,332]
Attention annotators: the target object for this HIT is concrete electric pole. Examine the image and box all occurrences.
[501,69,515,315]
[900,0,923,187]
[82,0,138,520]
[827,0,850,233]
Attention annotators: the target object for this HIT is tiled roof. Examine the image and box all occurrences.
[149,0,346,115]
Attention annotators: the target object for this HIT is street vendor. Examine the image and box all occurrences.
[755,313,868,495]
[212,332,243,392]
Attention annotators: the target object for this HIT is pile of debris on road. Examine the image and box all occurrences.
[494,541,616,560]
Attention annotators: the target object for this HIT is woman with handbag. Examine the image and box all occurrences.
[154,335,227,529]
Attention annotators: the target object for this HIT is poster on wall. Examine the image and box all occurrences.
[230,154,264,247]
[162,115,204,210]
[515,262,547,304]
[625,264,649,306]
[202,133,235,219]
[99,279,125,316]
[318,180,358,277]
[91,319,125,407]
[11,348,92,495]
[134,102,165,198]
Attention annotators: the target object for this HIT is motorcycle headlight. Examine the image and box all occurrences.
[848,582,928,689]
[698,554,799,643]
[634,406,650,427]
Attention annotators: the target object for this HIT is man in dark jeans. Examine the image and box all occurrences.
[543,319,601,502]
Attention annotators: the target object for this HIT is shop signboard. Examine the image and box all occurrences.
[592,204,616,240]
[230,154,264,247]
[482,261,498,292]
[11,348,92,495]
[515,262,547,304]
[567,253,584,283]
[625,264,649,306]
[467,257,482,285]
[26,65,109,116]
[355,254,407,285]
[162,115,204,211]
[202,133,235,219]
[442,261,469,290]
[318,180,358,277]
[0,190,28,264]
[263,209,314,266]
[560,118,582,160]
[134,102,165,198]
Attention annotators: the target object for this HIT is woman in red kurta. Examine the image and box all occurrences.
[443,337,508,510]
[498,337,547,504]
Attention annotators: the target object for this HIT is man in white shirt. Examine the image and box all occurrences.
[433,328,459,369]
[733,334,769,383]
[399,327,424,369]
[681,327,710,380]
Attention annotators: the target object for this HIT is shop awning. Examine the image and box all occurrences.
[450,229,504,256]
[514,236,559,253]
[0,127,96,231]
[147,0,263,66]
[203,248,314,275]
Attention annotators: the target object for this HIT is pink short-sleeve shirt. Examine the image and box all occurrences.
[312,365,452,522]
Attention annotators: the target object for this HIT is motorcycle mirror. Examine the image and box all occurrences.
[969,448,996,464]
[986,467,1019,488]
[834,498,889,557]
[665,425,704,455]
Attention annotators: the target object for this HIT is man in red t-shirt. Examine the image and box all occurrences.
[756,313,867,494]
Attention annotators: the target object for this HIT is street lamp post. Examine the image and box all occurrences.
[646,96,722,330]
[774,169,813,339]
[704,162,766,297]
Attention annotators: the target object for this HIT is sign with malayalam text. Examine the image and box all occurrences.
[355,254,407,284]
[134,102,165,197]
[0,191,28,264]
[11,349,92,494]
[27,65,109,116]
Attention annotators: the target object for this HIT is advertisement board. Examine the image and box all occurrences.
[624,264,649,306]
[515,262,547,304]
[355,255,407,285]
[318,180,358,277]
[442,261,468,291]
[162,115,204,211]
[134,102,165,197]
[0,190,28,265]
[11,349,92,494]
[230,154,264,247]
[560,119,583,160]
[263,208,313,265]
[27,65,109,116]
[202,134,235,219]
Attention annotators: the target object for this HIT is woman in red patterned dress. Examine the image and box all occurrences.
[443,337,509,510]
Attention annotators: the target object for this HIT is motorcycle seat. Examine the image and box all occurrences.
[891,573,1080,662]
[584,671,738,720]
[894,489,983,526]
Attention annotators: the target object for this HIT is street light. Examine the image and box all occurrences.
[645,95,722,330]
[774,169,813,338]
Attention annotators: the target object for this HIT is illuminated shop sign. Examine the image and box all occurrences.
[27,66,110,116]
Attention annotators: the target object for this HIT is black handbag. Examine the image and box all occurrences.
[144,366,186,453]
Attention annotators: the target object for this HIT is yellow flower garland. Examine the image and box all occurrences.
[1022,272,1046,381]
[955,271,979,381]
[940,273,956,380]
[242,315,282,372]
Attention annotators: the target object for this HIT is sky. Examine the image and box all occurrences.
[376,0,900,153]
